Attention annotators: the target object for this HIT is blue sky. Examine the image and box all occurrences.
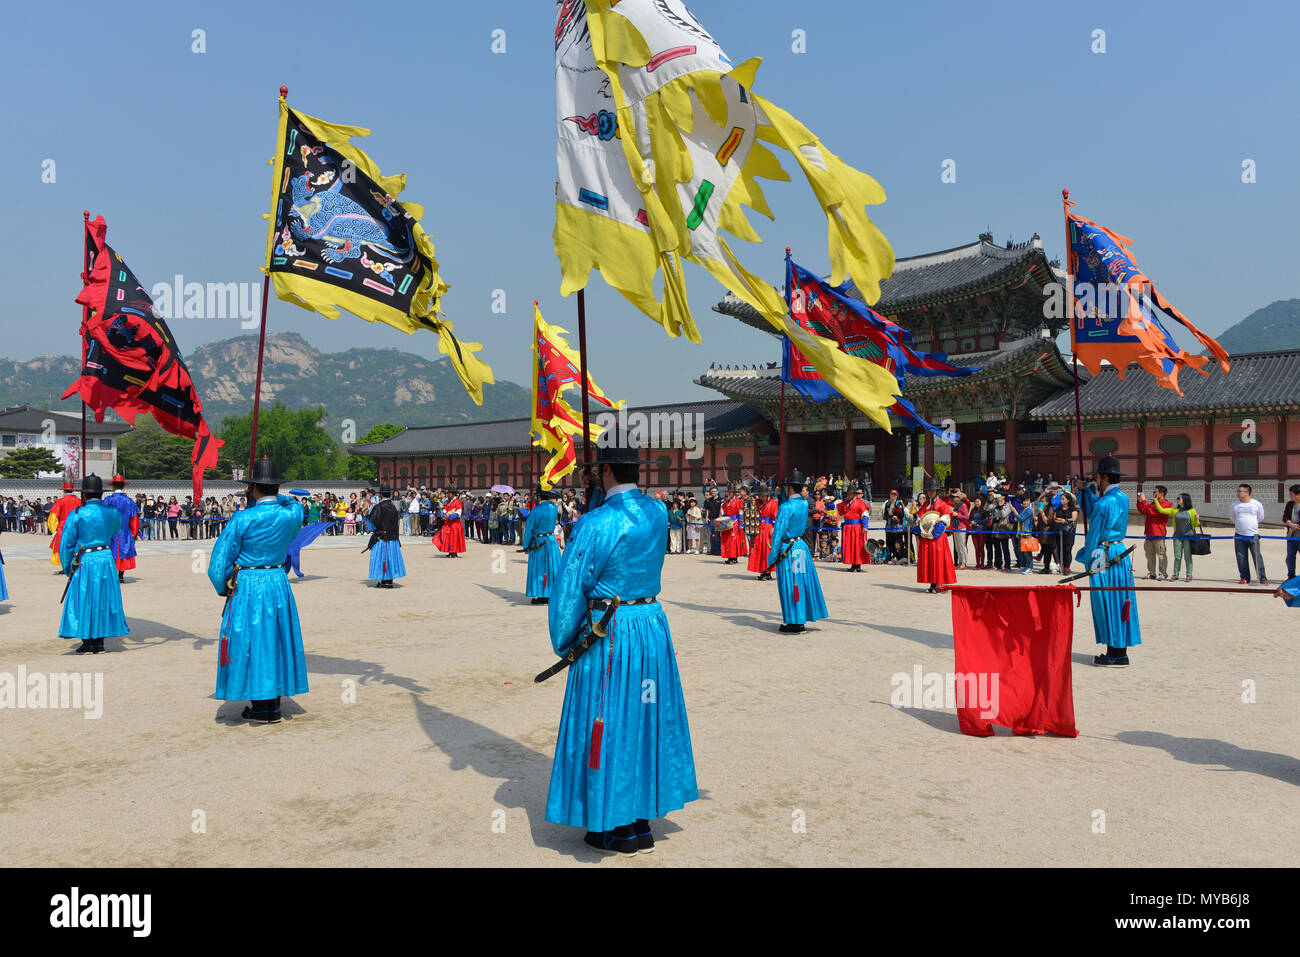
[2,0,1296,408]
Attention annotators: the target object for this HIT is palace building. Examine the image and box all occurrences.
[350,232,1300,519]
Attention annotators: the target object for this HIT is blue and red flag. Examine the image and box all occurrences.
[781,252,974,442]
[1066,199,1229,395]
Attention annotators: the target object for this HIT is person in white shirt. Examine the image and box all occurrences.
[407,491,421,537]
[1229,484,1269,585]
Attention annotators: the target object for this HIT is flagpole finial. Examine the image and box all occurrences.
[1062,188,1069,200]
[785,247,791,254]
[280,85,288,98]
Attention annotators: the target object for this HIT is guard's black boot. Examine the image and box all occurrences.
[242,698,282,723]
[118,571,125,583]
[91,638,105,654]
[634,819,655,854]
[74,640,94,654]
[530,597,546,605]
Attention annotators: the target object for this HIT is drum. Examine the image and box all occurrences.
[714,516,734,531]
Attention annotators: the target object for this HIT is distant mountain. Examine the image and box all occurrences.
[0,332,530,436]
[1214,299,1300,356]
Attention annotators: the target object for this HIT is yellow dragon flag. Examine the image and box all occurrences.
[552,0,899,430]
[264,91,494,404]
[532,302,623,488]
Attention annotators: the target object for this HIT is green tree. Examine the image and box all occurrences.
[220,402,344,480]
[346,423,404,481]
[117,418,228,480]
[0,446,64,478]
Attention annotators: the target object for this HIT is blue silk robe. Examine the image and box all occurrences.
[102,490,139,569]
[59,500,129,640]
[767,493,828,626]
[545,487,698,832]
[208,495,310,700]
[524,500,561,598]
[1075,484,1142,649]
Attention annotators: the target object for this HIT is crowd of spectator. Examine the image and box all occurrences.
[4,478,1299,583]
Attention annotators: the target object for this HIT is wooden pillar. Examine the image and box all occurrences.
[923,431,935,481]
[1136,421,1147,490]
[1203,418,1213,501]
[909,432,919,472]
[843,423,855,478]
[1278,414,1289,502]
[1004,419,1018,481]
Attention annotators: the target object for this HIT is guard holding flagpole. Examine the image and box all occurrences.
[59,474,129,653]
[766,470,827,634]
[1077,455,1142,666]
[543,435,698,855]
[524,484,562,605]
[103,473,140,583]
[209,455,309,723]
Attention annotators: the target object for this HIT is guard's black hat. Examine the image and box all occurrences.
[80,473,104,497]
[379,485,393,498]
[1095,455,1122,479]
[247,455,284,485]
[784,469,806,489]
[585,427,655,466]
[534,483,558,499]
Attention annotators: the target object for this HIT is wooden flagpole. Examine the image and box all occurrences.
[80,210,89,481]
[577,287,591,468]
[1064,189,1088,534]
[248,85,285,475]
[780,247,791,484]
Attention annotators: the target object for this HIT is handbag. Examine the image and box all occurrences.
[1019,536,1039,552]
[1188,529,1211,556]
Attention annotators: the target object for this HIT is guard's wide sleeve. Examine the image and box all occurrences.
[547,516,605,656]
[208,515,240,596]
[768,502,790,567]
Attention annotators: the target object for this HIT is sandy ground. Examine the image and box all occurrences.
[0,522,1296,868]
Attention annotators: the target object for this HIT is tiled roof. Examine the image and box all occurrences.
[858,235,1055,313]
[1031,350,1300,418]
[714,234,1059,329]
[0,404,131,435]
[696,336,1066,401]
[350,399,767,456]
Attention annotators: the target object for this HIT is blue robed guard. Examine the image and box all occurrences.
[103,473,140,583]
[1075,455,1142,666]
[208,455,309,723]
[543,439,698,855]
[524,484,562,605]
[59,474,130,653]
[766,469,828,634]
[364,485,406,588]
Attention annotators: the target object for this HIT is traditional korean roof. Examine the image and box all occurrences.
[0,404,131,435]
[696,336,1076,403]
[1031,349,1300,420]
[350,399,768,457]
[713,233,1061,333]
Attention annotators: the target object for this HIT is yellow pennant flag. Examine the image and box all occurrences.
[553,0,898,430]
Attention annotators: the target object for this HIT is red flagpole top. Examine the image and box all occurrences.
[82,210,89,220]
[785,247,791,254]
[280,85,288,98]
[1062,188,1069,200]
[534,300,538,306]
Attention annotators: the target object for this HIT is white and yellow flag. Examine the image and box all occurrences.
[553,0,900,429]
